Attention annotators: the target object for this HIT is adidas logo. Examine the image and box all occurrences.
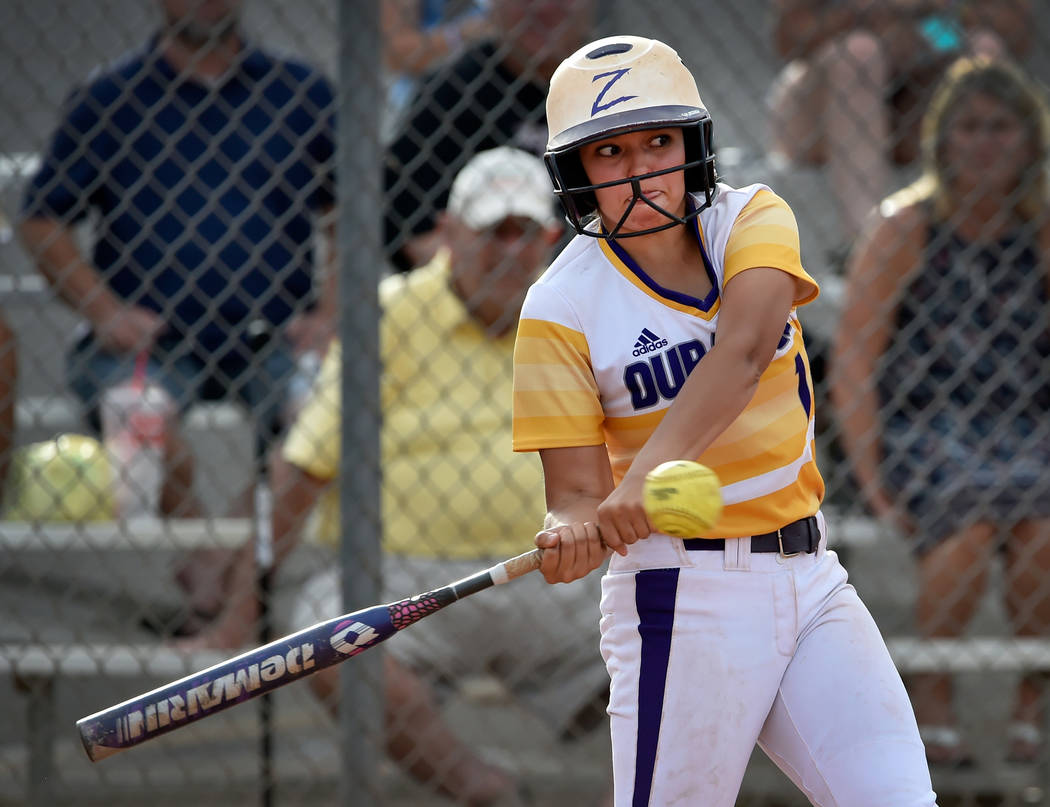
[632,328,669,356]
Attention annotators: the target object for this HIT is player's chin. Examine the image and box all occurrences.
[616,216,668,235]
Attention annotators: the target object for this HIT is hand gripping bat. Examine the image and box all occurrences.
[76,548,543,761]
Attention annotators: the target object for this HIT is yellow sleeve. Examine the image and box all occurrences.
[512,315,604,451]
[723,189,819,306]
[282,341,342,481]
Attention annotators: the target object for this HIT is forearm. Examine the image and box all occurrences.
[18,217,119,322]
[544,495,605,531]
[536,445,616,578]
[628,343,760,478]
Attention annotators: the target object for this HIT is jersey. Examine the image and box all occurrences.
[512,183,825,537]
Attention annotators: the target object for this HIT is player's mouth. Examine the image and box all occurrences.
[627,189,668,216]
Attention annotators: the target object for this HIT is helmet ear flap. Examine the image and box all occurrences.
[546,152,597,231]
[559,153,597,216]
[683,118,717,197]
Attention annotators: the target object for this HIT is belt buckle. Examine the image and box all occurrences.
[777,527,801,558]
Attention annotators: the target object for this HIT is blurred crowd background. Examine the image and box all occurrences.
[1,1,1049,805]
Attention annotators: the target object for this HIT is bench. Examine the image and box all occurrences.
[15,394,252,435]
[1,517,252,805]
[2,644,228,805]
[9,635,1050,805]
[5,512,1042,804]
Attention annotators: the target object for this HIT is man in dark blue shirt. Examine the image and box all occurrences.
[20,0,336,518]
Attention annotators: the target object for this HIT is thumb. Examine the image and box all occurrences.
[534,529,560,549]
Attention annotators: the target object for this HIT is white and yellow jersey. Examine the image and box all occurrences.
[512,183,825,537]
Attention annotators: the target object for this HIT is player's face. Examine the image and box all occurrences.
[579,128,688,235]
[942,91,1034,195]
[450,215,556,335]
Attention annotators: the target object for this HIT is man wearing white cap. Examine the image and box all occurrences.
[187,147,611,806]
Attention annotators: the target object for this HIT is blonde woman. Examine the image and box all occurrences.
[833,56,1050,766]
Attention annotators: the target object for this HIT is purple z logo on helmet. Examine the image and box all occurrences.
[591,69,637,116]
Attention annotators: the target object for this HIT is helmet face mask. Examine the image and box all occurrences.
[544,36,718,238]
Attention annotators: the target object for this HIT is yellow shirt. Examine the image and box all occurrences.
[283,250,547,558]
[513,185,825,537]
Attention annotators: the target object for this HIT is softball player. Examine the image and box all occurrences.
[511,36,937,806]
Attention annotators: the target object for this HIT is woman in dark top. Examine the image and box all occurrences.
[832,56,1050,766]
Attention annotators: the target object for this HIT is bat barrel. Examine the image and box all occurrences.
[76,605,394,761]
[75,548,541,762]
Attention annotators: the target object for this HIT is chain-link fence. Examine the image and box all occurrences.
[2,1,1050,805]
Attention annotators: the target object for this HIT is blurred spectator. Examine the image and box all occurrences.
[186,148,611,805]
[768,0,1032,251]
[0,312,15,505]
[831,57,1050,766]
[383,0,596,272]
[18,0,336,521]
[381,0,493,137]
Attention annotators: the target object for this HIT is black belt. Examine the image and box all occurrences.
[682,516,820,555]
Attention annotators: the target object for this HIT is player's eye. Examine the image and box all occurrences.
[595,143,620,157]
[649,133,672,148]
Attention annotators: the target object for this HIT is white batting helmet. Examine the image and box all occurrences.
[544,35,717,237]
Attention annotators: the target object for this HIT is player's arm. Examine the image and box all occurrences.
[596,267,800,550]
[535,444,618,584]
[830,204,922,524]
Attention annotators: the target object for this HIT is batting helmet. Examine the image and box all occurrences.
[544,35,717,238]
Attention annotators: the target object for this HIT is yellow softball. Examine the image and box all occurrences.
[642,460,723,537]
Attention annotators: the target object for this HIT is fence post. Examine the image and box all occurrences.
[338,0,383,804]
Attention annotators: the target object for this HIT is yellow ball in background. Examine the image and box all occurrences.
[5,433,115,522]
[642,460,723,537]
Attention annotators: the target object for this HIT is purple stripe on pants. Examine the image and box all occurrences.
[633,568,679,807]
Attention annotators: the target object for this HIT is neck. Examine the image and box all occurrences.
[160,28,242,79]
[952,192,1021,242]
[613,222,699,278]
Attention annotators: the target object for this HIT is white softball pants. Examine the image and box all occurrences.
[600,511,937,807]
